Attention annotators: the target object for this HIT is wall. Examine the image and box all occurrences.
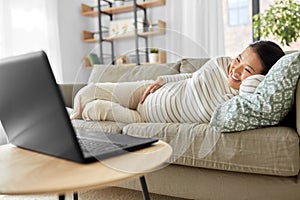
[57,0,95,83]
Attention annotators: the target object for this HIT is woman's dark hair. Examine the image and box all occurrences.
[249,40,285,75]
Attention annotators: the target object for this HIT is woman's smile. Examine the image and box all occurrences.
[230,73,240,82]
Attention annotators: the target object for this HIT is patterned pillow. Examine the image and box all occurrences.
[209,51,300,133]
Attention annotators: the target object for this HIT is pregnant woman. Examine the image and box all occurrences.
[70,40,285,124]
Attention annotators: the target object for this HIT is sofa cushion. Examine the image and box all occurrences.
[123,123,299,176]
[210,51,300,133]
[176,58,210,73]
[88,63,180,83]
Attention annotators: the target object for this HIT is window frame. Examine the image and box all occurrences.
[227,0,250,27]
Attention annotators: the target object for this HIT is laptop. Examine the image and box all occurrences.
[0,51,158,163]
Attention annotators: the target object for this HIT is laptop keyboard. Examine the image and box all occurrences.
[77,136,128,157]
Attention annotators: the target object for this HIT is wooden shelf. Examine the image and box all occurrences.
[82,20,166,43]
[82,31,98,43]
[139,20,166,37]
[81,0,165,17]
[81,4,97,17]
[117,50,166,66]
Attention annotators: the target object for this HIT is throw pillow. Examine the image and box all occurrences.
[209,51,300,133]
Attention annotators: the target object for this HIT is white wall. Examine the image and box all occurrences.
[57,0,95,83]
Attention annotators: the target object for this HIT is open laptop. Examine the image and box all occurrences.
[0,51,158,163]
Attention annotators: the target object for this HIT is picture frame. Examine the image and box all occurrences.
[109,18,143,37]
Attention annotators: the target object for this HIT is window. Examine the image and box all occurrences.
[223,0,253,57]
[0,0,62,82]
[228,0,249,26]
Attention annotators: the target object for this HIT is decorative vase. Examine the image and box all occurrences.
[149,53,158,63]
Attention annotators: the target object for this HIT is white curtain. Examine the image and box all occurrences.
[0,0,62,82]
[165,0,225,61]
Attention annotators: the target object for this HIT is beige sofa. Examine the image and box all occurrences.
[60,58,300,200]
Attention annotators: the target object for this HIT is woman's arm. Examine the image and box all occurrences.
[159,73,192,83]
[139,73,193,104]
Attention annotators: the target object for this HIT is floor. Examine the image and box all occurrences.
[0,187,189,200]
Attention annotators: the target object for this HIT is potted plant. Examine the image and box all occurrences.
[149,48,159,63]
[253,0,300,46]
[114,0,125,7]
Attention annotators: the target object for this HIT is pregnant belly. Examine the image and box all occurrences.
[137,83,186,123]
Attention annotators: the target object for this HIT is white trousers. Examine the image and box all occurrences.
[71,81,153,123]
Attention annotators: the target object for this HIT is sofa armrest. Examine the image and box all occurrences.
[58,83,87,108]
[296,80,300,135]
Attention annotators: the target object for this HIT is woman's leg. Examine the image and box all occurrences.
[82,100,144,123]
[71,81,152,119]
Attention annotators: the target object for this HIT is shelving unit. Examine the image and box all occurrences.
[81,0,165,16]
[81,0,166,65]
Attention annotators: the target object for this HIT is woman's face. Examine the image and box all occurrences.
[228,47,265,90]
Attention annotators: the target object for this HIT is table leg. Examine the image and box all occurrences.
[58,195,65,200]
[59,178,148,200]
[73,192,78,200]
[140,176,150,200]
[59,193,77,200]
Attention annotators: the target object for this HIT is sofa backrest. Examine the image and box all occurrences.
[88,57,212,83]
[88,63,180,83]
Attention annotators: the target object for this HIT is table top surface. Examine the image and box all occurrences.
[0,140,172,195]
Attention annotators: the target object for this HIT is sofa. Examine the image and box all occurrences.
[59,55,300,200]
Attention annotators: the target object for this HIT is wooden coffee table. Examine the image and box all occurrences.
[0,140,172,200]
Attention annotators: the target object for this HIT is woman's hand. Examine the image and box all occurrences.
[140,77,164,104]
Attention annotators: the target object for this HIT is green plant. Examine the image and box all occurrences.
[253,0,300,46]
[150,48,159,54]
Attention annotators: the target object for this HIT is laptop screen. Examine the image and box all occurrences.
[0,51,85,162]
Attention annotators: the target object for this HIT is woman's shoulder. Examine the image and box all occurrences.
[205,56,232,72]
[213,56,232,65]
[197,56,232,69]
